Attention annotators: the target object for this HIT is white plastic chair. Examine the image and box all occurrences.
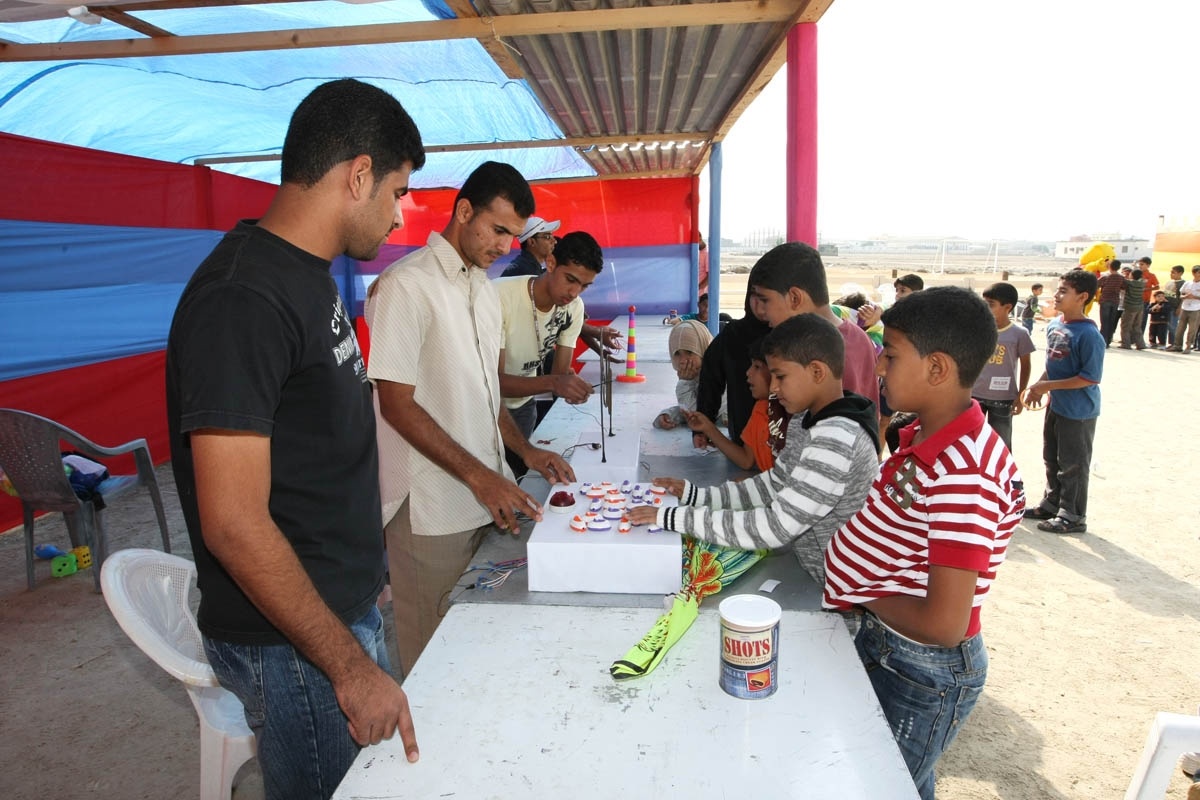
[101,549,256,800]
[1124,712,1200,799]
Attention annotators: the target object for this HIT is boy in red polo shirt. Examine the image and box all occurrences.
[823,287,1026,800]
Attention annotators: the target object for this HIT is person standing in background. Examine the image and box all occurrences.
[1096,260,1125,348]
[1118,268,1147,350]
[1168,266,1200,353]
[499,216,559,278]
[1164,265,1186,348]
[1135,256,1158,339]
[1021,283,1043,333]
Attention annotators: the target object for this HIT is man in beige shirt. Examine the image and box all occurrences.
[366,161,574,674]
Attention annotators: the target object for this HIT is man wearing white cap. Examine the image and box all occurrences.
[501,215,561,277]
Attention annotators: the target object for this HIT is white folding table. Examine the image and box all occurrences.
[333,603,918,799]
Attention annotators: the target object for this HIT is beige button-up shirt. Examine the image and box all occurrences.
[366,232,511,535]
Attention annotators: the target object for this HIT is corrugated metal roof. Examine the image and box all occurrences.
[0,0,832,183]
[478,0,796,176]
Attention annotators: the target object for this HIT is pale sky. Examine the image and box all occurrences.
[708,0,1200,244]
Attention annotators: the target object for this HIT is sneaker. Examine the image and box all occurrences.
[1037,516,1087,534]
[1023,507,1055,520]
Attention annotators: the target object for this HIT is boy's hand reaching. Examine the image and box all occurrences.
[652,477,685,498]
[858,303,883,328]
[682,409,715,436]
[627,505,659,526]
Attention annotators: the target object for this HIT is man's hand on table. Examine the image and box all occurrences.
[522,447,576,486]
[468,470,543,533]
[334,659,420,761]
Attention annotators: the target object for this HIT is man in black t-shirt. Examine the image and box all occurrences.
[166,80,424,800]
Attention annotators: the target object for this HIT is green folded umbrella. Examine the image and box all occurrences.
[610,537,766,681]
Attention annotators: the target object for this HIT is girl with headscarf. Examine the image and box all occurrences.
[654,319,726,429]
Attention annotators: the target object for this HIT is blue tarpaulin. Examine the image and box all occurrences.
[0,1,596,188]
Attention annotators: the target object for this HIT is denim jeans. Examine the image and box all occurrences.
[974,397,1014,452]
[1021,318,1034,333]
[856,613,988,800]
[204,606,390,800]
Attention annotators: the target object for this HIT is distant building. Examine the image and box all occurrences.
[1055,237,1151,262]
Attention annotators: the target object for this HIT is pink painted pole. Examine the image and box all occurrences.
[786,22,818,246]
[616,305,645,383]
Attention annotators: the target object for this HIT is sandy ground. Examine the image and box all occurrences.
[1,255,1197,800]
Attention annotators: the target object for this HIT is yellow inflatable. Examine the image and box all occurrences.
[1077,242,1114,312]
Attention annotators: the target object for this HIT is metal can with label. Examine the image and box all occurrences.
[718,594,781,699]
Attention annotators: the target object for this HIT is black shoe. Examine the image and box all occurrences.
[1023,507,1055,520]
[1037,517,1087,534]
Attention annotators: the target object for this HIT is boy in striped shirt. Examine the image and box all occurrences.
[627,313,880,586]
[823,287,1026,800]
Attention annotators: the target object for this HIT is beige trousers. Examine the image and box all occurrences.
[385,498,487,677]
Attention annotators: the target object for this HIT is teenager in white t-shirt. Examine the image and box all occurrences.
[495,232,603,455]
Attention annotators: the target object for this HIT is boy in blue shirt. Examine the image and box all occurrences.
[1022,270,1104,534]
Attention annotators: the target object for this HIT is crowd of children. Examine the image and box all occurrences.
[634,242,1072,800]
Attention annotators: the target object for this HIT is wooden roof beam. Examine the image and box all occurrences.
[92,7,175,37]
[0,0,808,62]
[444,0,524,80]
[193,132,712,165]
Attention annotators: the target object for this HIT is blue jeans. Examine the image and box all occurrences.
[856,613,988,800]
[204,606,389,800]
[1021,318,1033,333]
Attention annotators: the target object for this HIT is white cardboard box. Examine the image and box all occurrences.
[527,479,682,594]
[562,429,641,484]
